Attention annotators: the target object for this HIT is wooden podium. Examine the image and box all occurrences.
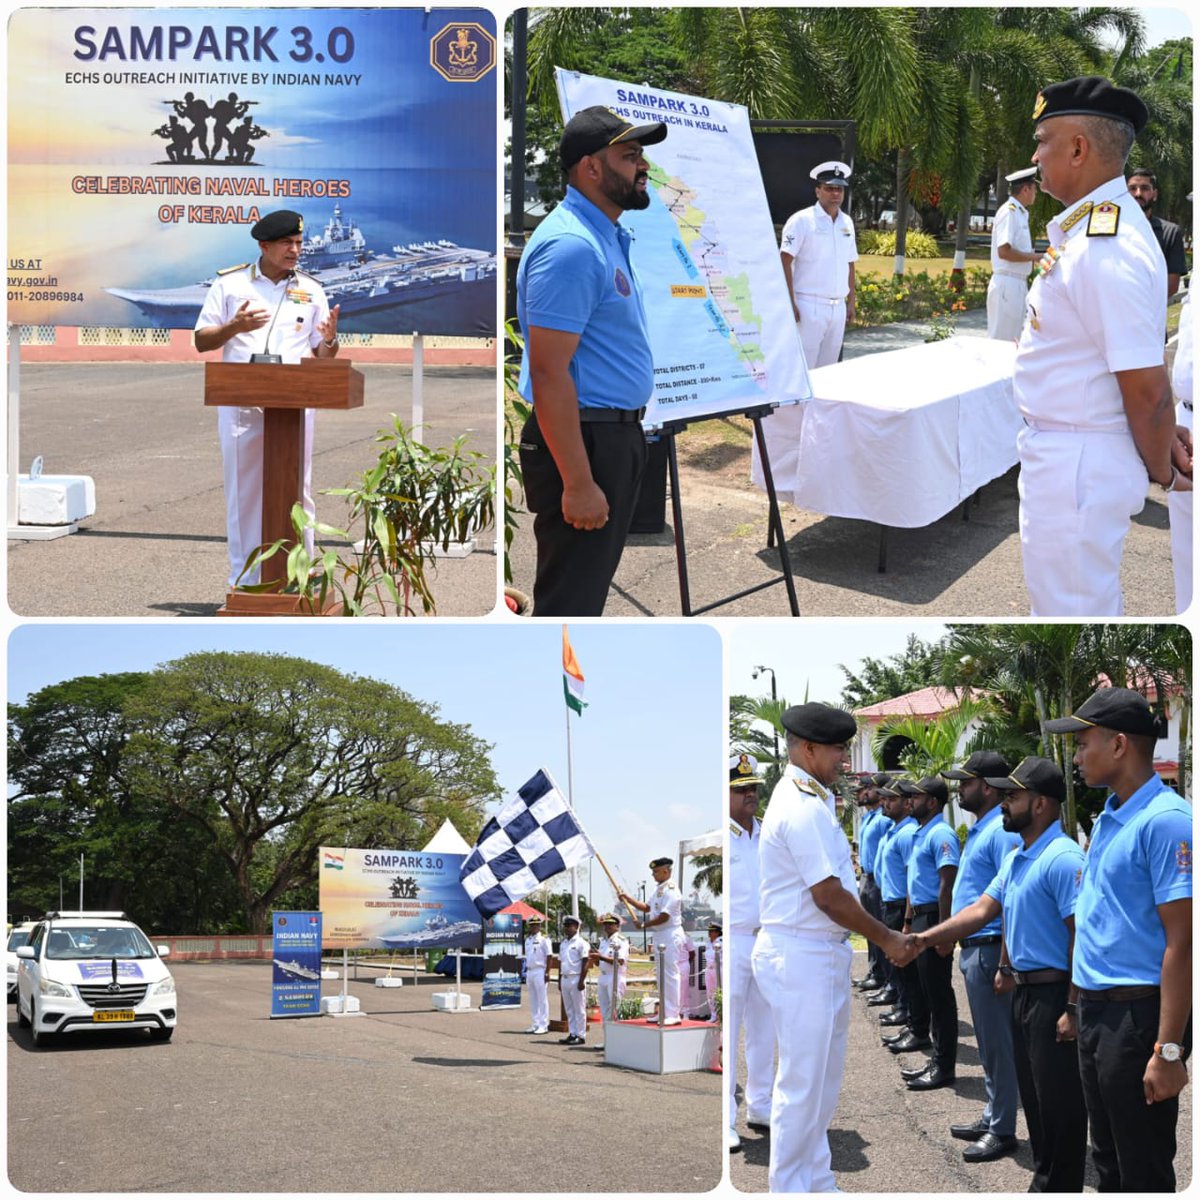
[205,357,364,615]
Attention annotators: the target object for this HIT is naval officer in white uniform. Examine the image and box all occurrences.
[1014,76,1190,615]
[522,915,551,1034]
[554,915,589,1045]
[592,912,629,1044]
[1169,222,1193,613]
[194,209,340,587]
[987,166,1041,340]
[620,857,686,1024]
[752,703,907,1193]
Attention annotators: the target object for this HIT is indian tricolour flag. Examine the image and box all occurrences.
[562,626,587,716]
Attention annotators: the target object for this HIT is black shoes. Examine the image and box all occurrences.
[879,1011,910,1027]
[963,1132,1018,1162]
[900,1063,931,1080]
[558,1034,585,1045]
[854,974,883,990]
[905,1064,956,1090]
[866,989,899,1007]
[950,1117,990,1141]
[886,1032,932,1054]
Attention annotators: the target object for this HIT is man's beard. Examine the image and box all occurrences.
[600,160,650,211]
[1001,806,1031,833]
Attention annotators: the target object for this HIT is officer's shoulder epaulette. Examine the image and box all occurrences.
[1086,201,1120,237]
[293,268,319,283]
[216,262,252,276]
[792,778,820,797]
[729,820,743,838]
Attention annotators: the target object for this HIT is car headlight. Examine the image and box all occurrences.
[151,976,176,997]
[38,978,74,999]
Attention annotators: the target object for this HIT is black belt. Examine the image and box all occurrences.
[578,407,646,424]
[1013,968,1070,986]
[961,934,1002,948]
[1078,985,1160,1002]
[883,900,907,913]
[911,903,940,916]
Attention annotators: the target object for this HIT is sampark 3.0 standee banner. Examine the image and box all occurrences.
[318,847,482,951]
[7,7,497,335]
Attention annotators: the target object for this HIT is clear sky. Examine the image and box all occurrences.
[6,622,724,911]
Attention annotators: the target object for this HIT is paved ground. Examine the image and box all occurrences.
[730,947,1193,1193]
[7,364,498,617]
[7,961,720,1193]
[508,310,1179,617]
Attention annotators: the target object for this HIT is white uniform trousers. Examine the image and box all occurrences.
[986,273,1028,341]
[219,405,315,587]
[597,976,625,1027]
[752,928,852,1194]
[655,938,682,1022]
[560,973,587,1037]
[795,296,846,370]
[1169,402,1192,613]
[1017,425,1148,616]
[729,929,777,1123]
[527,969,549,1030]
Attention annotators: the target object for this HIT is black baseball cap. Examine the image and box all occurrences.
[1032,76,1148,135]
[985,756,1066,803]
[560,106,667,170]
[781,703,858,745]
[1042,687,1168,739]
[909,776,949,804]
[942,751,1012,781]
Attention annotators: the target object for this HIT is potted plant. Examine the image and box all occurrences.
[242,416,495,615]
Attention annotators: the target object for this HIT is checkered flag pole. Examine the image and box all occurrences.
[459,768,597,920]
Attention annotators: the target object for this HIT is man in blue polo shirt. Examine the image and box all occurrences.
[939,751,1022,1162]
[854,776,889,991]
[896,756,1088,1192]
[900,776,960,1090]
[875,782,921,1051]
[1045,687,1192,1193]
[516,106,667,615]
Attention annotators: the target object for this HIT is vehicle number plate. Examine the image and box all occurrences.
[93,1010,135,1022]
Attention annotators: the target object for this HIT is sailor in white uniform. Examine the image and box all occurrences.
[1014,76,1187,615]
[193,209,340,587]
[554,915,589,1045]
[987,167,1041,340]
[752,703,906,1193]
[620,857,686,1024]
[1169,212,1193,612]
[592,912,629,1044]
[728,753,776,1154]
[522,916,551,1034]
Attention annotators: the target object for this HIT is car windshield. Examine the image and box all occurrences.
[45,925,157,960]
[6,930,31,952]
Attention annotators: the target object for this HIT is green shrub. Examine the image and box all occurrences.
[861,230,940,259]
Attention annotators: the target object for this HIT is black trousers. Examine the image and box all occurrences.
[1011,980,1087,1192]
[881,900,909,1010]
[519,412,647,616]
[860,873,884,978]
[911,909,957,1070]
[1077,992,1192,1192]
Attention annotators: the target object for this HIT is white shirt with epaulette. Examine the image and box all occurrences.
[758,763,856,936]
[195,260,330,364]
[597,934,628,982]
[648,879,684,940]
[991,195,1034,277]
[559,932,589,977]
[524,932,550,971]
[729,815,763,933]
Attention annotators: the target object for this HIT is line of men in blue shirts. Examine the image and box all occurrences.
[853,686,1191,1192]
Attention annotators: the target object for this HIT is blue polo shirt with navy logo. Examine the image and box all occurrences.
[951,805,1021,936]
[907,815,961,906]
[516,185,653,411]
[1073,774,1193,990]
[985,823,1083,972]
[878,816,918,903]
[859,806,886,881]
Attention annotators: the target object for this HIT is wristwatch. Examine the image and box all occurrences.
[1155,1041,1184,1062]
[1159,465,1180,493]
[998,964,1014,978]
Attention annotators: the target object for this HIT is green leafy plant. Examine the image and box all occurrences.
[503,317,531,588]
[617,994,645,1020]
[242,417,495,615]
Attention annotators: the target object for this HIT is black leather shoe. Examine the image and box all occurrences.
[881,1031,907,1046]
[950,1118,990,1142]
[854,974,883,990]
[887,1033,933,1055]
[906,1065,956,1090]
[963,1132,1018,1162]
[879,1011,910,1027]
[558,1035,577,1044]
[900,1063,931,1080]
[866,989,899,1007]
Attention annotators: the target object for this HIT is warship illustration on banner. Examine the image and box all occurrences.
[105,205,496,324]
[380,911,481,948]
[273,958,322,981]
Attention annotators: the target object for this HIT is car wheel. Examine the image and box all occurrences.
[149,1025,174,1042]
[16,994,29,1029]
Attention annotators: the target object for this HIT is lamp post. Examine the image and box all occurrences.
[752,664,779,769]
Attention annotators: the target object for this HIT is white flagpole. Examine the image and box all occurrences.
[564,625,579,923]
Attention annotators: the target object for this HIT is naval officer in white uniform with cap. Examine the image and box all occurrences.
[987,167,1041,340]
[620,857,686,1024]
[752,703,907,1193]
[1014,75,1190,615]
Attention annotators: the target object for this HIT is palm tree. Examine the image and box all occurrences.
[691,852,722,897]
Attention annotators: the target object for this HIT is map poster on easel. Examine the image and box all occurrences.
[556,68,811,432]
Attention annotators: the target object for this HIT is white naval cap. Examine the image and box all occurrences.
[810,160,852,187]
[1005,166,1039,185]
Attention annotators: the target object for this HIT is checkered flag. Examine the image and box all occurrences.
[459,768,596,919]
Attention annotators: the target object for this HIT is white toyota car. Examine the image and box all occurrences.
[15,911,177,1046]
